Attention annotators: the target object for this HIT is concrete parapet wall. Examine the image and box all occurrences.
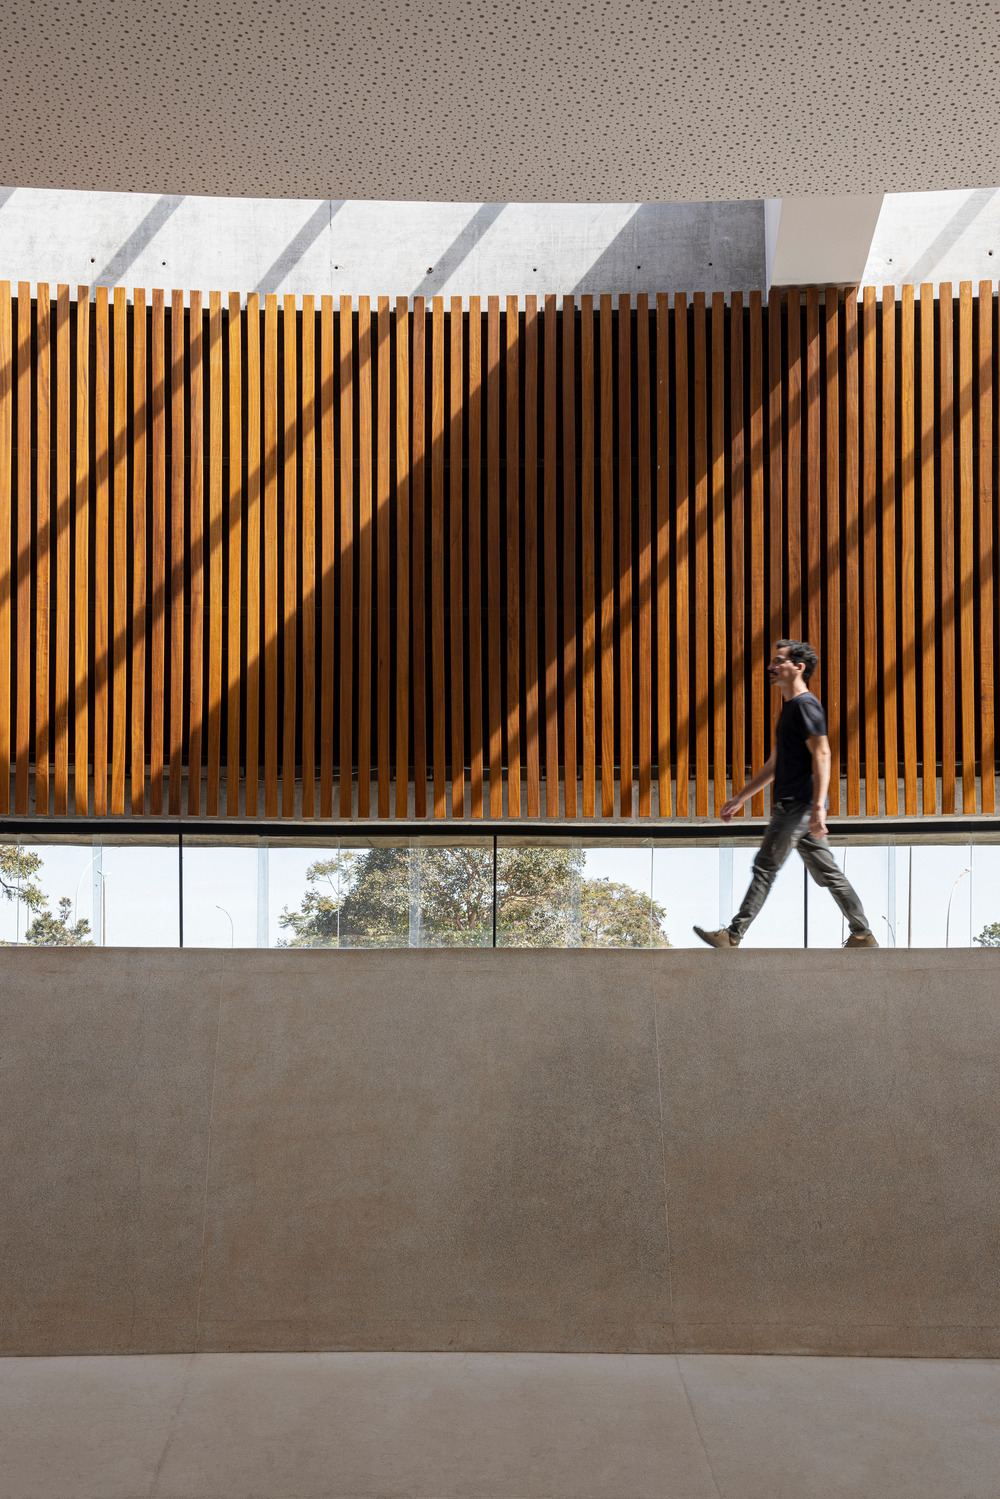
[2,949,998,1357]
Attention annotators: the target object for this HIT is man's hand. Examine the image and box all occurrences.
[809,803,828,839]
[720,796,744,824]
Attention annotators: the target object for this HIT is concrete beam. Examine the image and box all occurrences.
[766,195,885,290]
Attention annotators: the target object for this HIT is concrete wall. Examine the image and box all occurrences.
[2,948,998,1358]
[0,190,766,300]
[5,186,1000,299]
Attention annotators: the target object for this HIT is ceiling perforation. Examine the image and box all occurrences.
[2,0,998,198]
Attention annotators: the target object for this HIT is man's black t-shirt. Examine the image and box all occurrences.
[773,690,827,803]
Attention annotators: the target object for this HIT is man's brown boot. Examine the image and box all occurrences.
[693,926,739,948]
[844,932,879,948]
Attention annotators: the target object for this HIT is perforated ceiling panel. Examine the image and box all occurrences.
[3,0,999,201]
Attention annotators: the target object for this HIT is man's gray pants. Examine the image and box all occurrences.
[728,799,872,941]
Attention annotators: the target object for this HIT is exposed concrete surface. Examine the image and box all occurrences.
[769,195,884,287]
[5,187,1000,300]
[1,948,998,1357]
[861,188,1000,290]
[2,1352,999,1499]
[0,190,766,300]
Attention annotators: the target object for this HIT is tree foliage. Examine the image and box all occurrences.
[278,845,670,948]
[974,921,1000,948]
[0,845,46,912]
[24,897,93,947]
[0,847,92,945]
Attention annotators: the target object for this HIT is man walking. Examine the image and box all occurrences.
[694,640,878,948]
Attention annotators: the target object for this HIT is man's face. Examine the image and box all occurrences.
[767,647,804,690]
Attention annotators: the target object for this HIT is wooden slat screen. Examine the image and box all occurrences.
[1,283,998,821]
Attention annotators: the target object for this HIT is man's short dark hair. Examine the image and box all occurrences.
[776,639,819,683]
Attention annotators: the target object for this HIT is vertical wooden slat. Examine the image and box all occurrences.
[506,295,522,816]
[939,284,956,814]
[187,291,204,816]
[0,282,10,814]
[729,292,745,807]
[168,288,185,816]
[92,285,110,817]
[692,292,709,818]
[245,294,262,816]
[919,282,938,814]
[411,297,427,817]
[598,295,615,817]
[448,295,466,817]
[35,285,51,815]
[54,285,71,814]
[319,295,335,819]
[748,291,764,816]
[805,289,823,664]
[562,294,578,817]
[710,292,727,815]
[262,293,279,817]
[430,296,446,816]
[674,293,691,817]
[15,284,32,814]
[824,289,841,816]
[467,297,484,819]
[339,294,355,818]
[636,293,652,817]
[357,296,373,818]
[523,295,540,816]
[543,295,559,816]
[131,289,147,816]
[844,292,860,816]
[111,286,128,815]
[486,296,502,817]
[861,287,879,815]
[301,295,317,819]
[281,294,298,818]
[786,290,802,639]
[958,282,976,811]
[524,295,540,817]
[395,295,412,818]
[979,282,995,813]
[655,293,672,816]
[227,292,243,817]
[768,291,784,662]
[880,287,899,817]
[206,290,224,817]
[581,295,597,818]
[618,294,634,817]
[900,285,918,814]
[377,296,391,818]
[149,290,165,815]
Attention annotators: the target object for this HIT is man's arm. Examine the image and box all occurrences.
[719,748,776,824]
[806,733,831,837]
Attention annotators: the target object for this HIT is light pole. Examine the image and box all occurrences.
[73,853,101,927]
[216,904,234,947]
[945,867,971,948]
[95,871,108,946]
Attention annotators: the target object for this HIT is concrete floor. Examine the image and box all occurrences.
[1,1353,998,1498]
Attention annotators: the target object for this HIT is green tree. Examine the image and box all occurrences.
[974,921,1000,948]
[277,852,361,947]
[279,845,671,948]
[0,845,46,914]
[24,897,92,947]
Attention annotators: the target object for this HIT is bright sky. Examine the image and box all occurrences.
[1,835,998,949]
